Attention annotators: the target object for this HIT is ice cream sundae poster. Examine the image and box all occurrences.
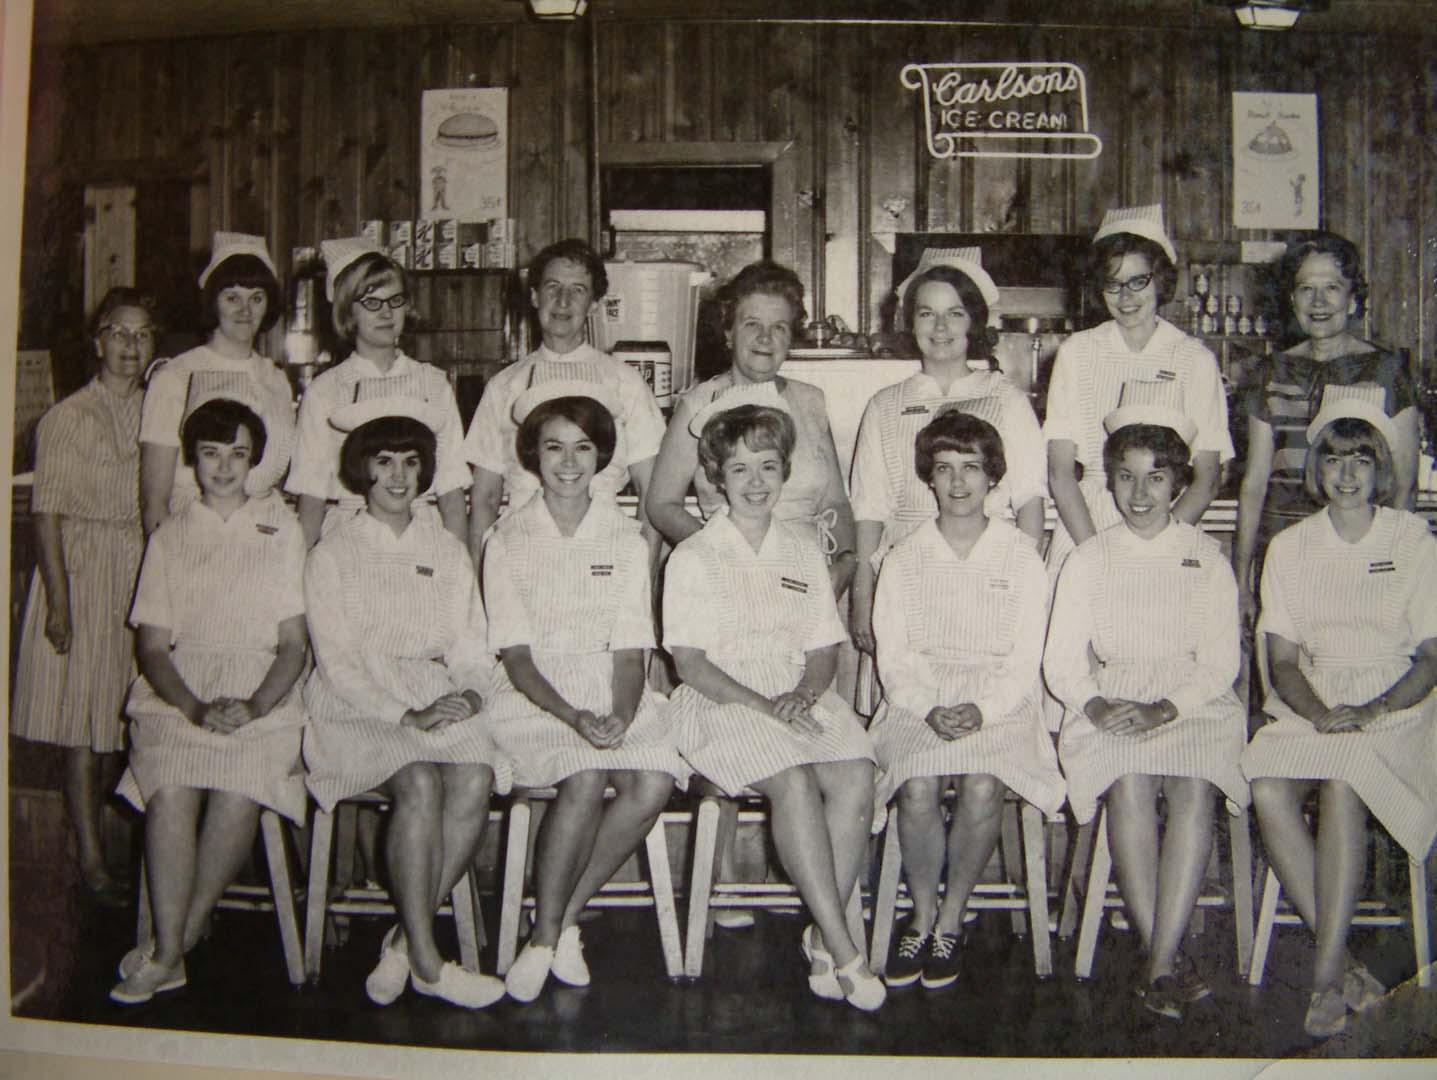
[419,88,509,222]
[1232,91,1318,230]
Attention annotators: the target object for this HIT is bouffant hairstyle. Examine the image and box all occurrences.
[1102,423,1194,493]
[696,404,796,490]
[202,254,282,335]
[716,261,807,335]
[1091,232,1178,307]
[180,398,268,468]
[529,239,608,305]
[914,410,1006,486]
[338,416,437,497]
[516,395,618,478]
[900,265,997,361]
[332,252,407,342]
[1303,416,1396,508]
[1277,232,1369,321]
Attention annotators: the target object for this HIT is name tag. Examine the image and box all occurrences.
[416,565,434,577]
[779,576,809,594]
[1156,369,1177,381]
[591,564,613,577]
[987,578,1011,591]
[901,404,930,416]
[255,523,278,536]
[1181,557,1201,568]
[1369,560,1396,574]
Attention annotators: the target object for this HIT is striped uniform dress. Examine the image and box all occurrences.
[1241,507,1437,856]
[870,519,1065,816]
[115,494,308,822]
[302,506,511,811]
[662,511,875,795]
[1045,521,1249,825]
[482,493,687,787]
[139,345,297,514]
[285,353,471,536]
[12,380,144,752]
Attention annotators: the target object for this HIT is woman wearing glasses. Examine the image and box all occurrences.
[1044,204,1233,574]
[12,287,154,904]
[288,238,471,547]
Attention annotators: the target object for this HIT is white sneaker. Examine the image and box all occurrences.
[110,957,187,1005]
[117,941,154,980]
[364,924,410,1006]
[834,953,886,1012]
[714,909,756,930]
[505,941,554,1003]
[551,925,591,987]
[800,924,843,1001]
[412,962,505,1009]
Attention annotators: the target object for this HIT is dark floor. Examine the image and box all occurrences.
[15,884,1437,1061]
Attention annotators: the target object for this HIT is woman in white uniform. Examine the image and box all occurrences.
[139,232,295,536]
[110,397,308,1004]
[871,411,1063,989]
[1044,404,1248,1021]
[302,399,509,1010]
[287,237,470,548]
[663,402,884,1011]
[487,384,687,1002]
[1241,399,1437,1038]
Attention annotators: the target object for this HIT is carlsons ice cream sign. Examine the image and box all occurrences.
[902,61,1103,161]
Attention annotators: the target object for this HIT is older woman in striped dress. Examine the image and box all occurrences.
[110,396,309,1005]
[1044,404,1248,1022]
[1242,398,1437,1038]
[662,401,884,1011]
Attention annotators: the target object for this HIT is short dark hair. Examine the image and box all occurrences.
[696,404,796,490]
[900,265,997,361]
[914,410,1006,486]
[202,253,282,334]
[1277,232,1368,321]
[716,261,806,335]
[516,395,618,478]
[1303,416,1396,507]
[338,416,437,497]
[332,252,406,341]
[90,286,159,341]
[529,239,608,303]
[1091,233,1178,307]
[1102,423,1194,493]
[181,398,268,467]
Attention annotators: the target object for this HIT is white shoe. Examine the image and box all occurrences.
[110,957,187,1005]
[713,909,755,930]
[505,941,554,1003]
[117,941,154,980]
[1343,961,1385,1013]
[834,953,886,1012]
[412,962,505,1009]
[552,925,591,987]
[800,924,843,1001]
[364,924,410,1006]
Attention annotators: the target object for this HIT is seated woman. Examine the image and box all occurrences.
[1044,404,1248,1022]
[110,397,308,1004]
[870,411,1064,990]
[662,402,884,1011]
[484,384,687,1003]
[302,399,510,1010]
[1241,397,1437,1039]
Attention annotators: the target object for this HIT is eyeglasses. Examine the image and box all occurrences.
[102,325,155,348]
[356,293,408,312]
[1100,273,1154,296]
[537,282,592,304]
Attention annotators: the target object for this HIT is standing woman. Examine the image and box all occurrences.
[663,402,884,1011]
[302,399,509,1009]
[1241,399,1437,1038]
[140,232,295,536]
[870,411,1064,989]
[485,384,687,1003]
[110,396,308,1004]
[287,237,470,548]
[12,288,153,902]
[1044,405,1249,1021]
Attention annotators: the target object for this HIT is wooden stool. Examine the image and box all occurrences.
[135,808,304,987]
[495,787,684,979]
[868,793,1054,978]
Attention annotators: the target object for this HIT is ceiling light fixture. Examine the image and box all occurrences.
[528,0,588,18]
[1217,0,1329,31]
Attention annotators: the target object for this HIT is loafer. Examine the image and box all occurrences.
[713,910,755,930]
[920,930,962,990]
[412,962,506,1009]
[883,926,929,988]
[1343,961,1384,1013]
[834,953,886,1012]
[364,924,410,1006]
[800,924,843,1001]
[551,925,590,988]
[1171,951,1212,1003]
[505,941,554,1003]
[110,957,186,1005]
[1137,974,1184,1021]
[117,941,154,981]
[1304,985,1348,1038]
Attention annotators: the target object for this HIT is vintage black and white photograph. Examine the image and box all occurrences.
[2,0,1435,1075]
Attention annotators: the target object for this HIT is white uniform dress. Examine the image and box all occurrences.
[662,511,875,795]
[1041,319,1233,571]
[462,342,666,512]
[286,352,470,535]
[302,506,511,811]
[1241,507,1437,856]
[115,494,308,823]
[482,493,687,788]
[870,519,1065,816]
[1045,520,1249,825]
[139,345,296,515]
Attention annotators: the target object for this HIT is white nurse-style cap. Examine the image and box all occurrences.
[321,236,387,302]
[687,379,792,439]
[894,246,1002,328]
[1305,387,1399,452]
[1102,402,1198,448]
[330,391,443,435]
[198,231,278,289]
[1092,203,1177,265]
[512,376,621,425]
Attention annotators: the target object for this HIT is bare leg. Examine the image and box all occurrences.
[530,771,607,948]
[895,777,946,933]
[560,770,674,928]
[142,786,203,968]
[1147,777,1214,981]
[65,746,117,889]
[381,763,445,981]
[1312,780,1368,992]
[180,791,263,952]
[812,759,876,915]
[1252,777,1320,929]
[1106,774,1162,953]
[934,773,1006,937]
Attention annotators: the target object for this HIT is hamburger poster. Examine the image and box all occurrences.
[420,88,509,222]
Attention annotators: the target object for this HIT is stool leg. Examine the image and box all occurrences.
[1074,808,1111,980]
[1058,820,1094,940]
[870,814,902,973]
[1410,855,1432,989]
[644,816,685,979]
[1001,798,1028,938]
[303,807,335,984]
[684,797,720,978]
[1228,808,1255,977]
[1248,865,1281,987]
[259,810,305,987]
[497,798,532,976]
[452,871,481,972]
[1020,803,1054,978]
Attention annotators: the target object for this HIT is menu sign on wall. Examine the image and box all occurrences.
[901,62,1103,161]
[1232,92,1319,230]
